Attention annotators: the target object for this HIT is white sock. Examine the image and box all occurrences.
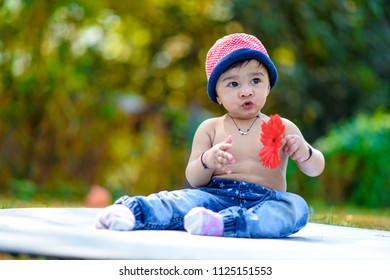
[184,207,224,236]
[95,204,135,231]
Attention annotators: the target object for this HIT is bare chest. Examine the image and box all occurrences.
[214,122,263,161]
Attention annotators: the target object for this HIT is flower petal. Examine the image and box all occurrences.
[259,114,285,169]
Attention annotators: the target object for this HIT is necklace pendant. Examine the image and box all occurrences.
[229,114,260,136]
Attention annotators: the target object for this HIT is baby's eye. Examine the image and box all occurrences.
[228,81,239,87]
[251,78,260,84]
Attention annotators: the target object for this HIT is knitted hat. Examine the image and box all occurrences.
[206,33,278,104]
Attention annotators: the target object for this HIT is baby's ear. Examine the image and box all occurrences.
[216,95,222,105]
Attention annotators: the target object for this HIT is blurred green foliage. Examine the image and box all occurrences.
[0,0,389,207]
[288,111,390,208]
[317,111,390,208]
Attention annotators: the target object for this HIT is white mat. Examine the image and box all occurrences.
[0,208,389,259]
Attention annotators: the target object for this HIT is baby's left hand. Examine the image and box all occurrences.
[280,134,310,163]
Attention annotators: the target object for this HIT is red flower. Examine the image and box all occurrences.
[259,114,285,169]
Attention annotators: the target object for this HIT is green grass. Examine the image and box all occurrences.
[0,197,84,209]
[309,200,390,231]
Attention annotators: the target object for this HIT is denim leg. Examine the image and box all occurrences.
[114,188,228,230]
[114,178,309,238]
[221,190,309,238]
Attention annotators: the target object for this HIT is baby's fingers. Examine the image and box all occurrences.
[217,163,232,174]
[220,151,236,164]
[219,135,233,151]
[216,153,232,166]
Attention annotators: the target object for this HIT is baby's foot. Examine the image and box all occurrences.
[184,207,224,236]
[95,204,135,231]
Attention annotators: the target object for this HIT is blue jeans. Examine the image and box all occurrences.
[115,178,309,238]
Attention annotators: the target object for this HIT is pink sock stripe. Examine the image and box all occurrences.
[199,210,223,236]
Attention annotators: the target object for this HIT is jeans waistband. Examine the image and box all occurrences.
[206,177,272,193]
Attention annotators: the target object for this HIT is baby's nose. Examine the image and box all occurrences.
[240,86,254,97]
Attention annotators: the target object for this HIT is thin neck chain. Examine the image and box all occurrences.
[228,114,260,136]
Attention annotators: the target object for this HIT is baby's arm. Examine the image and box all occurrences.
[280,119,325,177]
[185,119,235,188]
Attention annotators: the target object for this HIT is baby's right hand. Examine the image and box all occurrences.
[203,135,236,174]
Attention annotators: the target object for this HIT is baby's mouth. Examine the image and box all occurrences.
[242,101,254,109]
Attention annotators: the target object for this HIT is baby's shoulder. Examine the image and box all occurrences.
[261,113,301,134]
[280,116,302,134]
[260,113,295,126]
[194,117,224,140]
[280,116,295,126]
[198,116,224,129]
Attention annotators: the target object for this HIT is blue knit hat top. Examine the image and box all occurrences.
[205,33,278,104]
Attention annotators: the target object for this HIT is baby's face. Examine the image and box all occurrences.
[215,59,270,117]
